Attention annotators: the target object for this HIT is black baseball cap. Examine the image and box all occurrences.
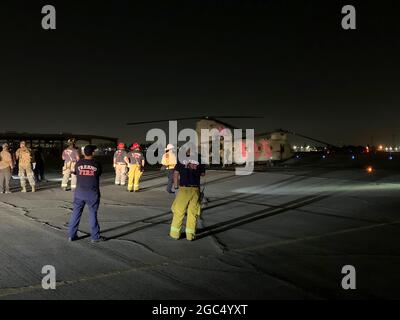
[84,145,97,156]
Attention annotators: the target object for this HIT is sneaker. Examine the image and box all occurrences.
[21,188,27,193]
[31,187,36,193]
[68,237,77,242]
[62,187,67,191]
[5,191,11,194]
[91,236,106,243]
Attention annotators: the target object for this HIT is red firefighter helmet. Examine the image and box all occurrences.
[130,143,140,151]
[117,142,125,150]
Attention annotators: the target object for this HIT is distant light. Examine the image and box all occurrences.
[389,156,393,160]
[351,155,355,160]
[389,147,393,151]
[296,155,300,159]
[378,145,383,151]
[395,148,399,152]
[385,147,389,152]
[293,145,297,149]
[367,166,373,173]
[322,155,326,159]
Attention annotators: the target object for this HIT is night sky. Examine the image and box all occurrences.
[1,0,399,145]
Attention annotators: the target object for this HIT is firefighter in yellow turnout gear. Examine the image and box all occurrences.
[170,148,206,241]
[125,143,145,192]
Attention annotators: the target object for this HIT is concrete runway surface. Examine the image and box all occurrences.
[0,168,399,299]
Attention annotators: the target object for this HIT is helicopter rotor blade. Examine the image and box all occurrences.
[127,117,201,126]
[127,115,263,126]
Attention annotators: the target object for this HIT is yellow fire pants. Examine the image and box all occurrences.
[127,164,142,191]
[170,187,201,240]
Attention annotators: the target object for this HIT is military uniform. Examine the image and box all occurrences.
[170,157,206,241]
[0,145,13,193]
[62,146,80,190]
[15,144,36,192]
[113,148,127,186]
[126,149,144,192]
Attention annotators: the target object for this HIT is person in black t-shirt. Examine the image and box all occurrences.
[68,145,105,243]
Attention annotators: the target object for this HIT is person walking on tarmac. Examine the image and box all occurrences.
[113,143,127,186]
[68,145,105,243]
[0,143,14,194]
[170,145,206,241]
[161,144,177,194]
[61,139,80,191]
[15,141,36,193]
[125,143,145,192]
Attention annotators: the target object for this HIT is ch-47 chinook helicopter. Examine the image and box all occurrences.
[127,116,334,164]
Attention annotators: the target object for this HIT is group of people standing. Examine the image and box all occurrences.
[113,142,145,192]
[59,139,147,193]
[70,141,206,243]
[0,141,37,193]
[0,138,206,242]
[113,142,206,241]
[113,142,177,194]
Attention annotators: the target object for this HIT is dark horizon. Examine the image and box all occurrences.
[1,0,399,146]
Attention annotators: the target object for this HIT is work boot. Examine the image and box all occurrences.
[31,186,36,193]
[186,234,195,241]
[170,234,180,240]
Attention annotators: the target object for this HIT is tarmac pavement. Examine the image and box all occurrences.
[0,168,399,299]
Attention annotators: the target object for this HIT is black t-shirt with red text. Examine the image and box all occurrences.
[75,159,102,193]
[174,158,205,187]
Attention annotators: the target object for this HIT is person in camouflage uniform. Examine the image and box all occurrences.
[15,141,36,192]
[0,143,14,193]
